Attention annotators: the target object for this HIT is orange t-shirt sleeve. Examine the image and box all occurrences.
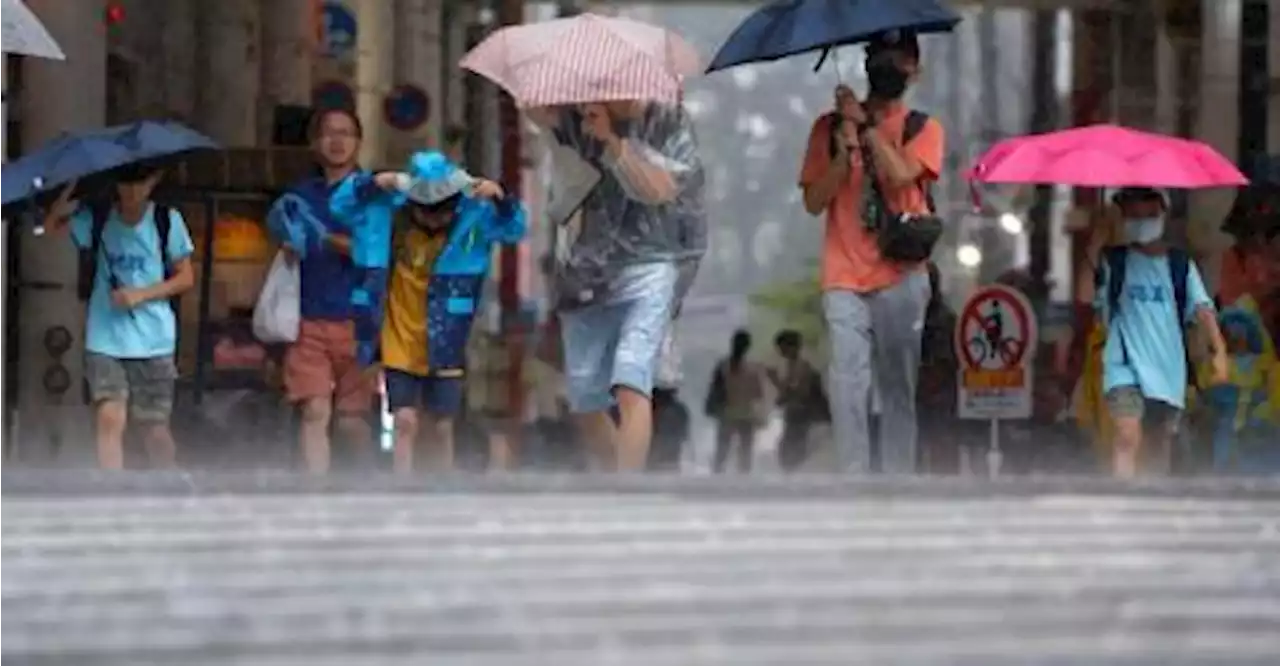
[799,114,833,187]
[906,118,944,181]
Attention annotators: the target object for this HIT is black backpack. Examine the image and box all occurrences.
[903,110,935,213]
[77,202,176,310]
[1099,246,1196,387]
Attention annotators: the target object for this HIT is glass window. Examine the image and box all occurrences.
[175,194,276,390]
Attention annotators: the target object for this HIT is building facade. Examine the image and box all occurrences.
[2,0,1278,456]
[2,0,499,457]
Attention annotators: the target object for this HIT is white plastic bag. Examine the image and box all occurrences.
[252,250,301,343]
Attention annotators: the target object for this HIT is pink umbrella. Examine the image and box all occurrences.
[459,13,702,108]
[967,124,1248,188]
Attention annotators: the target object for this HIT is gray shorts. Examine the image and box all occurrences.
[1105,385,1182,433]
[84,353,177,423]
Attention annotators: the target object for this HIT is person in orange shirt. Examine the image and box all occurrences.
[798,30,944,474]
[1218,187,1276,306]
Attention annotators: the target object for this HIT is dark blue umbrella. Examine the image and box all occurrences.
[706,0,962,74]
[1,120,218,207]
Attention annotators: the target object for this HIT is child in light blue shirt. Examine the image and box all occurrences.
[44,165,196,470]
[1093,188,1228,478]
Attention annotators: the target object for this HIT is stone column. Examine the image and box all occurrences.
[1270,0,1280,154]
[1114,1,1159,130]
[260,0,316,143]
[354,0,394,168]
[392,0,443,160]
[442,0,475,129]
[1153,40,1178,136]
[110,0,168,119]
[1189,0,1242,293]
[159,0,198,123]
[197,0,261,147]
[16,0,108,461]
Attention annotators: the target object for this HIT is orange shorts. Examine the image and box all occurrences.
[283,319,375,415]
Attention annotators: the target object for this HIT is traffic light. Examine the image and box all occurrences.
[105,3,125,27]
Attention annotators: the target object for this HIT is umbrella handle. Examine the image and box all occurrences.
[812,47,846,83]
[813,48,831,74]
[107,273,139,321]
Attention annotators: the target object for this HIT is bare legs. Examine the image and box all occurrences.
[299,397,334,474]
[1110,415,1176,480]
[298,397,373,474]
[574,386,652,472]
[391,407,455,475]
[94,401,128,470]
[94,401,177,470]
[487,425,518,471]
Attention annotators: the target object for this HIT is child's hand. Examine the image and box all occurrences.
[1211,351,1231,386]
[471,178,505,200]
[374,171,409,191]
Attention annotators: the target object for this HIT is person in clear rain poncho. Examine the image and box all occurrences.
[529,100,706,472]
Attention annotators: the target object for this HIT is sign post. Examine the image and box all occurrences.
[954,284,1039,477]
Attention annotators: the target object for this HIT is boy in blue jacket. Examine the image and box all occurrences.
[332,151,526,474]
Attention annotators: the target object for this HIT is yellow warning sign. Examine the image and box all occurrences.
[961,368,1027,390]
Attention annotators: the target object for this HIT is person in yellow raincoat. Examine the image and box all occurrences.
[1191,189,1280,471]
[1190,294,1280,471]
[1064,204,1125,470]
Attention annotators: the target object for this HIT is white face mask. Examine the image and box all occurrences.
[1123,216,1165,244]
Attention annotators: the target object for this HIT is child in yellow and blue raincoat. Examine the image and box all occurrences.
[330,151,526,473]
[1190,294,1280,472]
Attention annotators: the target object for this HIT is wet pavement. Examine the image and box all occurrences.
[4,471,1280,665]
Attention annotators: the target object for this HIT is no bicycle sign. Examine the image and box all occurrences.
[954,284,1038,420]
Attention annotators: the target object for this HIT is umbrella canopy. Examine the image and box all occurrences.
[459,13,701,108]
[967,124,1248,189]
[706,0,961,74]
[2,0,65,60]
[2,120,219,207]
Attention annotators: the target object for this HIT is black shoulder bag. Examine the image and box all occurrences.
[859,111,943,263]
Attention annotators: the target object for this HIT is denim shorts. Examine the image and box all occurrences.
[384,370,464,416]
[558,262,677,413]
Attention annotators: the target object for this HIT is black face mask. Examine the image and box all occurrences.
[866,54,909,99]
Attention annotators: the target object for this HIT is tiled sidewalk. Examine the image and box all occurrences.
[4,472,1279,665]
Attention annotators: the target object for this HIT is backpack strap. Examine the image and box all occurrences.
[1101,246,1132,365]
[1102,246,1128,323]
[1168,247,1190,327]
[903,110,929,144]
[155,204,172,269]
[77,203,112,302]
[1167,247,1197,389]
[78,204,110,405]
[902,110,935,213]
[152,204,180,315]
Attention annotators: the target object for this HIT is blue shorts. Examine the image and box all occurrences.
[384,370,464,415]
[558,262,677,414]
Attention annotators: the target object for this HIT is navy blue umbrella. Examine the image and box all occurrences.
[706,0,962,74]
[1,120,218,207]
